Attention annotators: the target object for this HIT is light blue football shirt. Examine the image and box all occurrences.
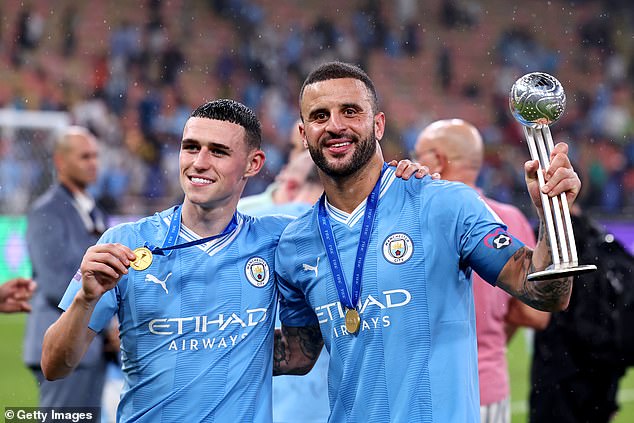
[239,199,330,423]
[275,166,524,423]
[60,207,292,423]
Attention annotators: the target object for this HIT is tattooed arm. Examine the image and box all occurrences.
[273,324,324,376]
[496,220,572,311]
[495,142,580,312]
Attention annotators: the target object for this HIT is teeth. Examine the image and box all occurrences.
[332,142,350,148]
[191,177,212,184]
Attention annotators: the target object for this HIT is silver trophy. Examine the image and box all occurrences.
[509,72,597,281]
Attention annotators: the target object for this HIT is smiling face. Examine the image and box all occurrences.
[299,78,385,178]
[179,117,264,211]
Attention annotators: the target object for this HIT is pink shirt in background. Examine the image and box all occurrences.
[474,194,536,406]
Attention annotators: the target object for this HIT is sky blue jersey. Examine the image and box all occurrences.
[240,200,330,423]
[275,167,524,423]
[60,207,292,423]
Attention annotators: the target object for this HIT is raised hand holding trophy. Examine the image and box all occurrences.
[509,72,597,281]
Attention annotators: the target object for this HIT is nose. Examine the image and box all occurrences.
[324,112,347,134]
[193,147,212,169]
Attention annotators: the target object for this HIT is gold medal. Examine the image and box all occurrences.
[130,247,153,271]
[345,308,361,334]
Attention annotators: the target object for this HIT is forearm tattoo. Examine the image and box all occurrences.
[508,246,572,311]
[536,220,553,265]
[273,325,323,375]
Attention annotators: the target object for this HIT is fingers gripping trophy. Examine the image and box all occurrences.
[509,72,597,281]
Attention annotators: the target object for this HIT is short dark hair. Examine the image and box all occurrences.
[299,61,379,114]
[191,99,261,150]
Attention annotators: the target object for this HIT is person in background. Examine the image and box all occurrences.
[0,277,36,313]
[530,198,634,421]
[239,150,322,217]
[238,118,306,215]
[415,119,550,423]
[23,126,110,408]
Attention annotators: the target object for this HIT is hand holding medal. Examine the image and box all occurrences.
[78,243,137,303]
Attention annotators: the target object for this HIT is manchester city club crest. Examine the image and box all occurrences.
[382,233,414,264]
[245,257,270,288]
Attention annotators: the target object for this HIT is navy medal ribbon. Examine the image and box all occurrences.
[317,163,387,334]
[144,205,238,256]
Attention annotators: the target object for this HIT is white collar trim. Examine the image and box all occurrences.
[324,167,396,227]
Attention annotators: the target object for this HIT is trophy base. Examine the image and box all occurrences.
[527,264,598,282]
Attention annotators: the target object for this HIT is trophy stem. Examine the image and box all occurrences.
[533,128,571,264]
[522,126,561,266]
[541,126,579,265]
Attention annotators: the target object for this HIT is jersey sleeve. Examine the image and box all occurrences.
[57,228,124,333]
[275,228,319,328]
[277,275,319,327]
[437,184,525,285]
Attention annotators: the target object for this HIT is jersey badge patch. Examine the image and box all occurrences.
[484,229,513,250]
[245,257,270,288]
[382,233,414,264]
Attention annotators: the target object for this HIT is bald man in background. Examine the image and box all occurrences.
[415,119,550,423]
[23,126,110,409]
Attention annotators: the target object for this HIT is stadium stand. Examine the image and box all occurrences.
[0,0,632,219]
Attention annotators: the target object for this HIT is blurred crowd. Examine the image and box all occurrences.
[0,0,632,218]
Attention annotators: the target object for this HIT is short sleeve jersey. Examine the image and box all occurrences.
[59,208,292,423]
[275,167,524,423]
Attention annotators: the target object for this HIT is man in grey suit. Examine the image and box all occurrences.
[24,126,110,407]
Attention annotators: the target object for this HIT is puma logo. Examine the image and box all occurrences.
[145,273,172,294]
[302,257,320,277]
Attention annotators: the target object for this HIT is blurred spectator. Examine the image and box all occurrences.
[159,40,186,86]
[23,126,111,409]
[11,5,44,67]
[60,5,78,58]
[530,204,634,423]
[437,46,453,93]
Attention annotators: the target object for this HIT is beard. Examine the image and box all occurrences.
[307,130,377,178]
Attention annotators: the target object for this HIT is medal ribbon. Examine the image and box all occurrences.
[317,163,387,311]
[144,205,238,256]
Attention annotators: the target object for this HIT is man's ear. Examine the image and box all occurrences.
[374,112,386,141]
[52,152,64,175]
[299,122,309,149]
[434,150,448,174]
[244,149,266,178]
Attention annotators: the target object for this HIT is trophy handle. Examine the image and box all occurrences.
[541,126,578,264]
[522,125,597,281]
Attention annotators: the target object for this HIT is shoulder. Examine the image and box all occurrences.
[389,170,475,197]
[28,185,71,215]
[482,195,534,241]
[397,176,481,209]
[483,196,526,220]
[100,209,169,244]
[240,212,295,238]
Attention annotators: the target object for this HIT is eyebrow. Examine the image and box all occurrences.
[181,138,233,152]
[308,102,363,118]
[341,102,362,110]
